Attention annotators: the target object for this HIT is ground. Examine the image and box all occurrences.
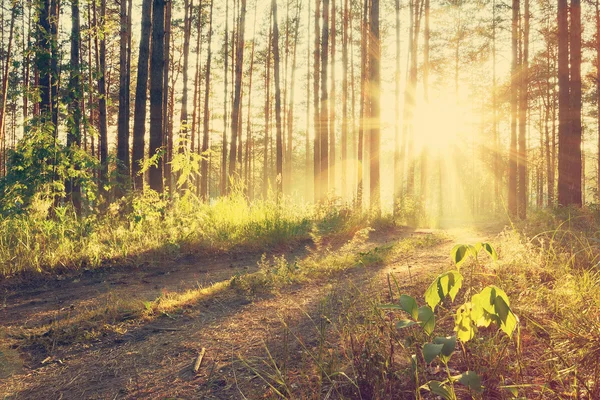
[0,223,500,399]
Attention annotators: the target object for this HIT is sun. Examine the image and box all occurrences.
[413,95,464,154]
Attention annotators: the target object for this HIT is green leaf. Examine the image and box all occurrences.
[396,319,418,329]
[418,306,436,335]
[400,294,419,320]
[424,271,464,310]
[427,381,454,400]
[471,286,518,337]
[455,371,483,392]
[454,302,476,342]
[494,294,518,337]
[451,244,470,268]
[480,242,498,261]
[423,343,444,363]
[433,336,456,362]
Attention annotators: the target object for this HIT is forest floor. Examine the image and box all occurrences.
[0,221,503,399]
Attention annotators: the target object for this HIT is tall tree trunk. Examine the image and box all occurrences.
[517,0,529,218]
[597,0,600,197]
[357,0,367,208]
[117,0,131,195]
[98,0,109,198]
[263,11,273,198]
[177,0,193,191]
[306,0,312,201]
[369,0,380,211]
[245,0,258,198]
[222,0,230,195]
[149,0,166,193]
[563,0,582,206]
[492,0,499,210]
[320,0,330,199]
[229,0,246,186]
[201,0,214,200]
[0,2,15,175]
[286,0,300,195]
[329,0,336,194]
[50,0,59,132]
[393,0,400,213]
[341,0,348,199]
[132,0,153,190]
[508,0,519,216]
[67,0,82,211]
[272,0,283,195]
[163,0,172,194]
[313,0,321,202]
[180,0,193,146]
[191,1,202,155]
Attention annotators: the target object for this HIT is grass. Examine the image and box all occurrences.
[0,191,367,278]
[234,211,600,399]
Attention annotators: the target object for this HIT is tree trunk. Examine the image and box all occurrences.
[341,0,348,199]
[132,0,153,190]
[0,3,15,176]
[272,0,283,195]
[180,0,193,146]
[564,0,582,206]
[286,0,300,195]
[98,0,109,198]
[67,0,82,211]
[117,0,131,195]
[263,11,273,198]
[320,0,329,200]
[149,0,166,193]
[508,0,519,217]
[393,0,400,213]
[329,0,336,194]
[357,0,367,208]
[597,0,600,198]
[517,0,529,218]
[369,0,380,211]
[163,0,172,194]
[313,0,321,202]
[229,0,246,186]
[201,0,214,200]
[222,0,230,195]
[245,0,258,198]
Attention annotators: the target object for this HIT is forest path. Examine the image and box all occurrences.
[0,222,503,399]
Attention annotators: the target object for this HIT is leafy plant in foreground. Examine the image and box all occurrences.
[381,242,518,399]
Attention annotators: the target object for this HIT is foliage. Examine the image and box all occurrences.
[380,242,518,399]
[0,122,97,215]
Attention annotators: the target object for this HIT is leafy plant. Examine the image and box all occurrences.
[381,242,518,399]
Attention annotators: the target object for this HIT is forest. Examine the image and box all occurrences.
[0,0,599,398]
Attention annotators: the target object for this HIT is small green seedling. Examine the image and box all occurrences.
[381,242,517,399]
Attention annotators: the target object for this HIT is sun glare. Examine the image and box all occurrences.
[414,96,464,154]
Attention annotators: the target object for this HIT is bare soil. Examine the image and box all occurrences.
[0,224,500,399]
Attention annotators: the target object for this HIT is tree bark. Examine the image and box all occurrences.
[369,0,380,211]
[508,0,519,217]
[117,0,131,194]
[149,0,166,193]
[201,0,214,200]
[313,0,321,202]
[272,0,283,195]
[320,0,329,199]
[229,0,246,185]
[132,0,153,190]
[67,0,82,211]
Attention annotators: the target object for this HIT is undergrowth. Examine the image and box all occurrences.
[0,191,374,278]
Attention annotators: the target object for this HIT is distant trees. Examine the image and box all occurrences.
[0,0,594,216]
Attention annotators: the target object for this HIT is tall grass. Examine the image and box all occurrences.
[0,191,326,278]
